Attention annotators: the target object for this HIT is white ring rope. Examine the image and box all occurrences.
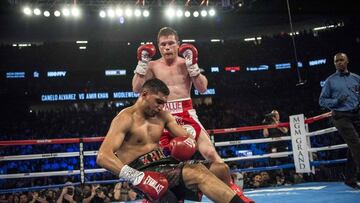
[306,127,337,137]
[214,136,291,147]
[309,144,348,153]
[215,127,337,147]
[223,151,293,162]
[0,168,107,180]
[0,151,98,161]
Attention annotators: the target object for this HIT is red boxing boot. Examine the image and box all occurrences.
[229,180,255,203]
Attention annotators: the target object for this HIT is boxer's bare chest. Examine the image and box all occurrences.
[128,116,165,144]
[151,63,192,99]
[152,62,189,85]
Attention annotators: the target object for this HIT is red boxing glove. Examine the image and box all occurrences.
[119,165,168,201]
[179,43,198,65]
[135,171,169,201]
[179,44,200,77]
[169,137,197,161]
[137,44,156,62]
[134,44,156,75]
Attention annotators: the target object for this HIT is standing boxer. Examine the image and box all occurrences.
[131,27,254,202]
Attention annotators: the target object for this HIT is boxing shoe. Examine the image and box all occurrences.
[229,182,255,203]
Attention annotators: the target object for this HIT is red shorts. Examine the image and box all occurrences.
[159,98,206,150]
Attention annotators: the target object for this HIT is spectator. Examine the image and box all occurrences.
[56,185,75,203]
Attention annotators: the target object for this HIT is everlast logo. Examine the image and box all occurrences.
[144,176,165,195]
[184,138,196,148]
[140,149,166,165]
[174,116,185,125]
[164,101,183,114]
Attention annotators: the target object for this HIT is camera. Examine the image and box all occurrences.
[263,113,276,124]
[67,187,74,196]
[96,186,107,194]
[39,190,46,197]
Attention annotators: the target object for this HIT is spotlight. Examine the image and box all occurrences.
[184,10,191,18]
[233,0,244,8]
[107,9,115,18]
[165,7,175,18]
[134,9,141,17]
[33,8,41,16]
[176,9,183,17]
[125,8,133,17]
[99,10,106,18]
[209,9,216,16]
[62,8,70,17]
[43,10,50,17]
[200,10,207,17]
[23,7,32,16]
[115,8,123,16]
[119,16,125,24]
[54,10,61,17]
[143,10,150,17]
[193,11,199,18]
[71,7,80,17]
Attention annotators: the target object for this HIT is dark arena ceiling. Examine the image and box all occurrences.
[0,0,359,42]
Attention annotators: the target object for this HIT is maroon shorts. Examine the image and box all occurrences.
[128,148,211,201]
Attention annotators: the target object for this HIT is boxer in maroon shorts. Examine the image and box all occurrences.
[97,79,245,203]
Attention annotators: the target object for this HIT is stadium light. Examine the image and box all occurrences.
[107,9,115,18]
[244,37,256,41]
[115,8,123,17]
[200,10,207,17]
[33,8,41,16]
[99,10,106,18]
[184,10,191,18]
[209,9,216,16]
[143,10,150,17]
[23,7,32,16]
[54,10,61,17]
[125,8,133,17]
[119,16,125,24]
[43,10,50,17]
[62,8,70,17]
[71,7,81,17]
[176,9,183,17]
[134,9,142,17]
[193,11,199,18]
[165,7,175,18]
[182,39,196,42]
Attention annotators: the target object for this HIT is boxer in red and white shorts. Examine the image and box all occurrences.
[160,98,204,152]
[131,27,255,203]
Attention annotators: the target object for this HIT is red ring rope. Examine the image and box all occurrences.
[0,112,332,146]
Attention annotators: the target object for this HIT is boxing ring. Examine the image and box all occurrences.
[1,112,359,202]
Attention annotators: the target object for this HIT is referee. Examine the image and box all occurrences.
[319,52,360,189]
